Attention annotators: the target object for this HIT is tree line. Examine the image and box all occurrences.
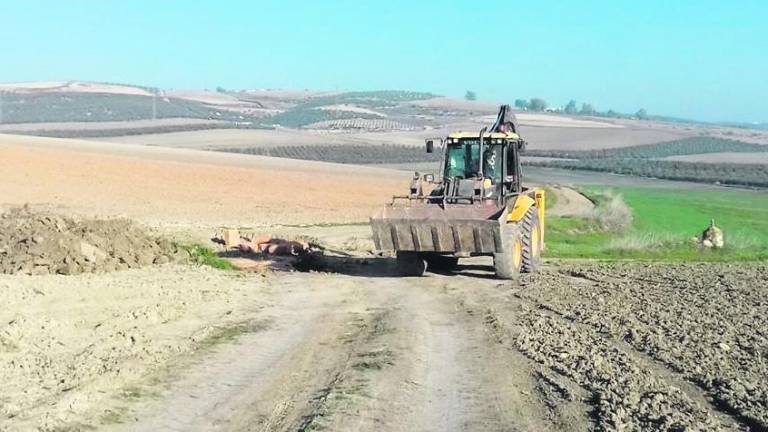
[524,137,768,159]
[512,97,648,119]
[522,136,768,188]
[525,158,768,188]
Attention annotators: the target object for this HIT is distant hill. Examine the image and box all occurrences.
[1,81,766,150]
[0,81,442,132]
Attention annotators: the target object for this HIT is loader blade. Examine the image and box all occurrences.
[370,205,505,254]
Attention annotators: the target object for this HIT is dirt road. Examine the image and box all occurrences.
[108,264,580,432]
[9,260,739,431]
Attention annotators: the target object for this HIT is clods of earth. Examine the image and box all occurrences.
[0,207,187,275]
[507,263,768,430]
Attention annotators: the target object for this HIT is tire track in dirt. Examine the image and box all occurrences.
[333,275,592,432]
[256,308,396,432]
[112,270,585,432]
[116,276,384,431]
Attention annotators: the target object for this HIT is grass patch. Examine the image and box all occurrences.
[352,349,395,371]
[198,320,269,350]
[544,187,768,261]
[542,187,558,210]
[183,245,234,270]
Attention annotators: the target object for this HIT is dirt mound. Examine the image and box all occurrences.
[0,207,186,275]
[547,185,595,217]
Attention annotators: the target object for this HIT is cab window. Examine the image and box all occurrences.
[483,144,503,182]
[446,140,501,180]
[446,142,480,178]
[446,145,466,177]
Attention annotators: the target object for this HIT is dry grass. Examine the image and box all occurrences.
[606,232,681,253]
[588,192,633,232]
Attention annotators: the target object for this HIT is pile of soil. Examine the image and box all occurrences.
[0,207,187,275]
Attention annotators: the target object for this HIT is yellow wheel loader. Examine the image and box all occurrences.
[370,105,545,279]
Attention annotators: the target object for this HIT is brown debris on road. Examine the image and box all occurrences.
[225,232,310,256]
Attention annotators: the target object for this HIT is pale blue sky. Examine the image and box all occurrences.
[1,1,766,122]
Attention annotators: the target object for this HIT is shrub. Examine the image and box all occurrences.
[589,192,633,232]
[184,245,233,270]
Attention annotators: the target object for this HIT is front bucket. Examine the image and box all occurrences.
[370,205,505,254]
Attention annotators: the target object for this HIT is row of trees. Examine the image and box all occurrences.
[220,144,441,165]
[524,158,768,188]
[524,137,768,160]
[514,98,549,111]
[463,91,654,119]
[512,97,648,119]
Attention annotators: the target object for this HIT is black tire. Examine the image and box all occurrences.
[424,254,459,272]
[521,207,542,273]
[396,251,427,276]
[494,224,523,280]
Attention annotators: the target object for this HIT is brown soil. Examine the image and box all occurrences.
[0,207,184,275]
[0,134,406,227]
[521,125,690,150]
[0,265,269,431]
[547,185,595,217]
[505,262,768,430]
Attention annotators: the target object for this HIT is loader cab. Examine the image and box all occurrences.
[442,132,524,199]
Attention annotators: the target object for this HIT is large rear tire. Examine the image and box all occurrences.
[494,224,523,280]
[521,207,542,273]
[396,251,427,276]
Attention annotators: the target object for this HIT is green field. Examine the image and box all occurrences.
[545,187,768,261]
